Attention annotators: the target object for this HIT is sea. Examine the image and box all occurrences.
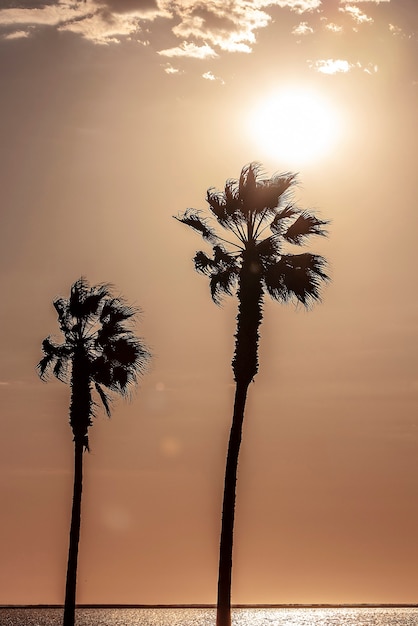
[1,607,418,626]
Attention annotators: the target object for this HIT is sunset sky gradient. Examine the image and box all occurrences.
[0,0,417,608]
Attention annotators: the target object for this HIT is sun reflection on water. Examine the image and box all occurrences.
[2,607,418,626]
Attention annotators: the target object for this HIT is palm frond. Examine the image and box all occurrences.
[174,210,219,244]
[110,365,131,393]
[100,298,137,324]
[252,176,297,216]
[71,279,112,322]
[105,337,140,367]
[213,245,238,266]
[37,354,56,380]
[96,321,126,345]
[238,162,262,216]
[237,164,297,218]
[210,267,238,305]
[41,337,61,356]
[94,382,112,417]
[134,343,151,376]
[224,180,241,213]
[53,297,67,317]
[239,162,260,196]
[264,253,328,305]
[177,163,328,314]
[269,172,298,203]
[53,356,71,383]
[68,277,90,318]
[194,250,217,275]
[206,188,246,236]
[53,298,73,333]
[97,298,139,346]
[283,211,329,245]
[38,337,72,381]
[79,290,108,319]
[255,236,281,259]
[269,204,300,234]
[206,190,229,226]
[92,357,113,388]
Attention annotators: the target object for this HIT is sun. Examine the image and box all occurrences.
[248,88,340,165]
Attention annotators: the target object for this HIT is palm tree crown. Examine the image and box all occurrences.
[175,162,329,383]
[38,277,150,449]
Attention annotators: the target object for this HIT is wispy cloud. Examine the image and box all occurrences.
[0,0,166,44]
[389,23,404,37]
[292,21,314,36]
[0,0,329,49]
[166,0,271,56]
[0,0,403,74]
[162,62,182,74]
[59,9,145,45]
[339,0,389,3]
[339,5,374,25]
[309,58,354,74]
[322,21,343,33]
[276,0,321,12]
[157,41,217,59]
[202,70,225,84]
[309,58,379,74]
[3,28,29,39]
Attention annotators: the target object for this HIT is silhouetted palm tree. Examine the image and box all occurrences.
[175,163,329,626]
[37,277,150,626]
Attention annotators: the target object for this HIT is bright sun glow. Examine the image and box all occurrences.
[249,88,340,165]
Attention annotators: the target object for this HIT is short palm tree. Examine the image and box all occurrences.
[175,163,329,626]
[37,277,150,626]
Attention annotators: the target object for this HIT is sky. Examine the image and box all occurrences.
[0,0,417,608]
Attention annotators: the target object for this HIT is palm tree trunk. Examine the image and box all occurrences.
[216,251,263,626]
[63,439,83,626]
[216,380,249,626]
[63,349,91,626]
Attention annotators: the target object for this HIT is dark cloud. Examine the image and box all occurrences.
[0,0,57,6]
[98,0,159,14]
[190,5,238,34]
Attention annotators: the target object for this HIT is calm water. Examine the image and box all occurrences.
[1,607,418,626]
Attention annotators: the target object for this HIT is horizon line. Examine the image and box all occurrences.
[2,603,418,609]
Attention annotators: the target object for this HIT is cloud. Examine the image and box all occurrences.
[0,0,166,44]
[339,0,389,3]
[309,58,354,73]
[202,70,224,83]
[0,2,78,28]
[157,41,218,59]
[0,0,326,49]
[292,21,314,35]
[389,23,403,36]
[308,58,379,74]
[339,5,374,24]
[98,0,162,14]
[322,21,343,33]
[275,0,321,12]
[163,62,182,74]
[3,28,30,39]
[57,8,144,45]
[363,62,378,74]
[0,0,400,62]
[1,1,57,7]
[167,1,270,55]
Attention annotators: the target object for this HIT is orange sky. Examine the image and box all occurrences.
[0,0,417,607]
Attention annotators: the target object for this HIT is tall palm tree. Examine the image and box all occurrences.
[37,277,150,626]
[175,163,329,626]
